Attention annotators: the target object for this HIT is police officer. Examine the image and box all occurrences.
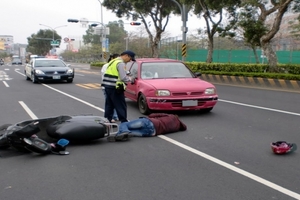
[102,50,135,123]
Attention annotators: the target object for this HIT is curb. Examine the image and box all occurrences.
[200,74,300,91]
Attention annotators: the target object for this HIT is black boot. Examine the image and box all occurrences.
[107,132,131,142]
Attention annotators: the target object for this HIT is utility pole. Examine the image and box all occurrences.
[97,0,106,61]
[170,0,188,62]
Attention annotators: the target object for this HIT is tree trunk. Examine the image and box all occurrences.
[149,32,161,58]
[251,47,259,64]
[261,40,279,72]
[152,43,159,58]
[206,36,214,63]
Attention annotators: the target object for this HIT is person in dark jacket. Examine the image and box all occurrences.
[107,113,187,142]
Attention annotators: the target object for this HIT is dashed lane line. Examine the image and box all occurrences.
[76,83,101,89]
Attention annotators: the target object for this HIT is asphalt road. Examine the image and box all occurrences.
[0,63,300,200]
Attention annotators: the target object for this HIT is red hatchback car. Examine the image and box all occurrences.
[125,58,218,114]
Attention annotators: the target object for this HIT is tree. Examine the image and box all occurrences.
[289,15,300,39]
[238,6,267,63]
[82,26,101,45]
[241,0,300,72]
[102,0,179,58]
[182,0,241,63]
[27,29,62,55]
[82,20,128,55]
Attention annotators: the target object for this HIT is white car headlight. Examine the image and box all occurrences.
[156,90,170,96]
[204,88,215,94]
[66,69,73,74]
[35,69,45,74]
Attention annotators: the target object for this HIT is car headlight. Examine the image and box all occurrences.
[66,69,73,74]
[35,69,45,75]
[156,90,170,96]
[204,88,216,94]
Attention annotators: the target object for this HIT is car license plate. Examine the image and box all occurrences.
[182,100,197,107]
[53,75,60,79]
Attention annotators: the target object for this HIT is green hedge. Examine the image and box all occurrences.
[90,61,300,81]
[185,62,300,81]
[185,62,300,74]
[90,61,106,67]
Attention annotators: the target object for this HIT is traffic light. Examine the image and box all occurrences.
[90,23,98,27]
[130,22,141,26]
[67,19,79,23]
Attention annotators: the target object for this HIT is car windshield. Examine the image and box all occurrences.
[34,60,66,68]
[140,62,195,79]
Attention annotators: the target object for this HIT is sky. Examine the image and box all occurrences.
[1,0,204,52]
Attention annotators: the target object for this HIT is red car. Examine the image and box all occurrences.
[125,58,218,114]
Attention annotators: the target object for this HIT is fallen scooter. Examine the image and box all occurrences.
[0,115,118,155]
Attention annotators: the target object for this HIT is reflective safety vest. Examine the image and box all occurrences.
[102,58,126,89]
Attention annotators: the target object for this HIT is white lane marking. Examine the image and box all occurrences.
[18,101,38,119]
[158,135,300,200]
[0,70,12,81]
[219,99,300,116]
[42,84,104,112]
[76,74,85,76]
[3,81,9,87]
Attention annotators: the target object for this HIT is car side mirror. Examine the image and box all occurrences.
[130,77,137,85]
[194,72,201,77]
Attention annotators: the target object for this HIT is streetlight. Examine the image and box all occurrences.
[97,0,105,61]
[39,24,67,41]
[97,0,104,32]
[39,24,67,55]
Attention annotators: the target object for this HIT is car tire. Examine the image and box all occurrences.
[138,94,151,115]
[31,74,37,83]
[67,79,73,83]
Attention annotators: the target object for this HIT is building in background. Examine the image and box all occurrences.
[0,35,27,62]
[0,35,14,54]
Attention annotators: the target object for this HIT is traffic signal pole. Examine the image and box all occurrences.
[68,19,108,60]
[170,0,188,62]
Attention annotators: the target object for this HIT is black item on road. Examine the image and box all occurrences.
[0,115,118,156]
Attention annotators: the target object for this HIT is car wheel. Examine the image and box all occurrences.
[138,94,150,115]
[31,74,37,83]
[67,79,73,83]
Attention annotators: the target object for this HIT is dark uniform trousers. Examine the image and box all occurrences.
[104,87,128,123]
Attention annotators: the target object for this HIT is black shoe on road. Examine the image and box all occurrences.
[107,132,131,142]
